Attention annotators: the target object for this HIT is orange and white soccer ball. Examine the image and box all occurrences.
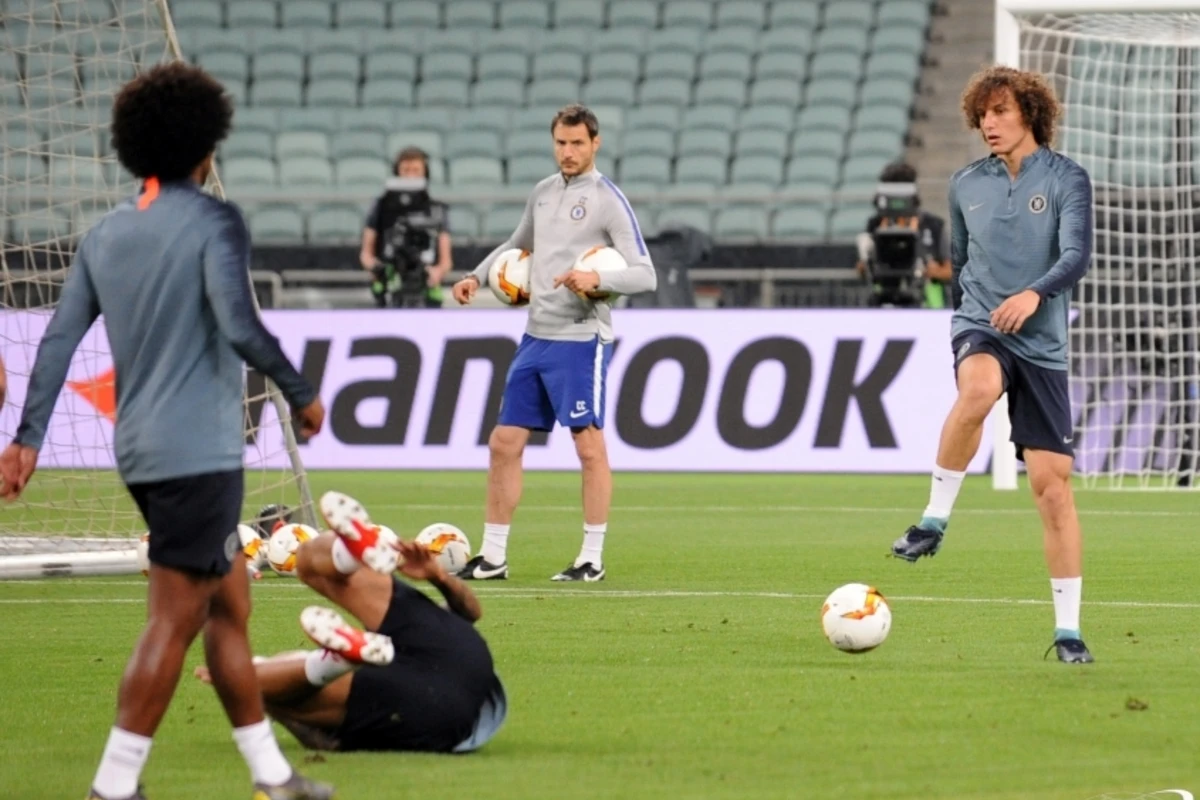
[820,583,892,653]
[571,245,628,301]
[487,248,532,306]
[237,523,268,579]
[267,523,317,576]
[414,523,472,573]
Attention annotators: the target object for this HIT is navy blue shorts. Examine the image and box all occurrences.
[951,330,1074,461]
[498,334,614,431]
[338,579,497,753]
[126,469,244,576]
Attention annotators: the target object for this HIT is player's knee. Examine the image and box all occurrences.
[489,425,526,460]
[956,371,1002,419]
[294,537,327,586]
[572,426,607,466]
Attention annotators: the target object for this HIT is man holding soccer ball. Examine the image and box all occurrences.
[889,66,1095,664]
[451,104,657,582]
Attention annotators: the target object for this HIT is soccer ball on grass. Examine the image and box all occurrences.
[266,523,318,576]
[414,523,472,573]
[820,583,892,653]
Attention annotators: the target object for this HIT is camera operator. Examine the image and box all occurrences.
[359,147,452,308]
[854,162,953,309]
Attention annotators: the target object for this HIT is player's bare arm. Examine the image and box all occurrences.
[397,540,483,622]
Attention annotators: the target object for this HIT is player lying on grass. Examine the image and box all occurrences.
[197,491,507,754]
[888,66,1095,664]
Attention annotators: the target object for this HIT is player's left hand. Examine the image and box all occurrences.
[554,269,600,296]
[0,443,38,501]
[990,289,1041,334]
[395,539,444,582]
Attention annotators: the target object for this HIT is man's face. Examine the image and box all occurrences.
[552,122,599,176]
[979,89,1033,156]
[397,158,426,179]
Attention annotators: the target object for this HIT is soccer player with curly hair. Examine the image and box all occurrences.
[0,63,330,798]
[888,66,1096,665]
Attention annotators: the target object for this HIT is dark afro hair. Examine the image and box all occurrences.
[111,62,233,181]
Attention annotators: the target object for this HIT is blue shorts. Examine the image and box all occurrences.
[951,330,1073,462]
[498,334,613,431]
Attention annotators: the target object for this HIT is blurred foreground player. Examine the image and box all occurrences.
[0,64,331,798]
[196,491,506,755]
[889,66,1095,664]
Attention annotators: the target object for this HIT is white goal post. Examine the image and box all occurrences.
[0,0,317,578]
[991,0,1200,490]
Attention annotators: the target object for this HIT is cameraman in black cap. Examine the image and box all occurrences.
[855,162,954,309]
[359,147,453,308]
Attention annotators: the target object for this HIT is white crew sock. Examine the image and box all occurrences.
[330,537,361,575]
[480,523,510,564]
[921,464,967,530]
[232,719,293,786]
[576,523,606,568]
[92,727,152,799]
[303,648,354,686]
[1051,577,1083,638]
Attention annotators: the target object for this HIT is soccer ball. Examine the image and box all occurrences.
[571,245,628,301]
[415,523,472,574]
[238,523,268,578]
[135,533,150,577]
[820,583,892,653]
[487,248,532,306]
[266,523,317,576]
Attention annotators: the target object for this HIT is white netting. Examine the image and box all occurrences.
[0,0,316,573]
[1016,11,1200,489]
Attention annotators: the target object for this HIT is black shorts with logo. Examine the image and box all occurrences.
[951,330,1074,462]
[337,579,496,753]
[126,469,245,576]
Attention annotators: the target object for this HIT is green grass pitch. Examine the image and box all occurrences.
[2,472,1199,799]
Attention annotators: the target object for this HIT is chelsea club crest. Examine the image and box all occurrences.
[1029,194,1047,214]
[570,197,587,220]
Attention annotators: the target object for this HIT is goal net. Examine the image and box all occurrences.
[995,0,1200,489]
[0,0,316,577]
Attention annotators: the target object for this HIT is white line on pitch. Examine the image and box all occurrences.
[2,587,1199,610]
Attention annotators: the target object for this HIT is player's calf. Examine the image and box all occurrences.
[318,490,399,574]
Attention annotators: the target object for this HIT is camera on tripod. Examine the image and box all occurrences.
[371,176,440,308]
[857,180,927,308]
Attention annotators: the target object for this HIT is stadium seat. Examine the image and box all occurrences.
[829,207,873,238]
[281,0,331,28]
[657,206,712,233]
[309,52,360,82]
[737,106,794,133]
[583,79,636,108]
[871,27,927,56]
[306,79,358,108]
[48,157,109,189]
[626,106,681,133]
[250,206,306,244]
[508,155,553,184]
[363,28,422,55]
[791,130,844,160]
[422,53,473,83]
[859,78,915,110]
[221,157,278,191]
[772,206,828,238]
[750,78,802,107]
[619,154,671,185]
[847,130,904,160]
[638,78,691,108]
[682,105,739,133]
[675,155,728,186]
[470,77,525,106]
[646,28,705,56]
[854,105,911,134]
[413,79,467,107]
[10,208,71,243]
[255,53,306,84]
[306,30,365,56]
[365,53,417,83]
[533,53,586,83]
[335,156,388,189]
[226,0,277,28]
[608,1,658,29]
[331,131,385,161]
[805,78,858,108]
[197,52,249,85]
[476,29,531,56]
[755,52,807,83]
[449,205,481,238]
[421,30,479,56]
[589,29,648,57]
[527,79,581,107]
[556,0,604,28]
[251,79,303,108]
[337,0,387,29]
[338,108,394,135]
[877,0,932,30]
[251,30,307,57]
[279,156,334,187]
[662,0,713,29]
[822,0,875,29]
[483,204,527,238]
[445,130,502,160]
[233,108,280,134]
[478,52,529,83]
[730,155,783,185]
[171,0,222,29]
[276,131,330,160]
[695,78,747,107]
[308,205,364,244]
[387,130,443,159]
[622,129,675,159]
[458,108,513,136]
[280,108,340,135]
[715,1,768,30]
[589,52,639,83]
[714,207,769,240]
[444,0,494,28]
[644,52,698,83]
[758,27,813,56]
[700,53,753,83]
[841,157,890,186]
[23,52,77,79]
[734,130,788,160]
[449,157,504,186]
[785,157,838,187]
[815,27,870,56]
[499,0,551,29]
[768,0,819,27]
[678,130,732,159]
[865,53,920,83]
[810,52,863,82]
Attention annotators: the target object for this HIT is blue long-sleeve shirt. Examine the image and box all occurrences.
[949,146,1093,369]
[16,180,315,483]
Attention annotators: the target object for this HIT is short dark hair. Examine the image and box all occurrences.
[879,162,917,183]
[393,146,430,177]
[110,63,233,181]
[550,104,599,139]
[960,65,1062,147]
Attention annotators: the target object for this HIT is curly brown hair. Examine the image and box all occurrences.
[960,66,1062,147]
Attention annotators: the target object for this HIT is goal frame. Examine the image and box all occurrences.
[989,0,1200,490]
[0,0,317,578]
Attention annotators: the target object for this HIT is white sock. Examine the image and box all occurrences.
[330,537,361,574]
[921,464,967,528]
[1051,577,1083,636]
[92,727,152,799]
[576,523,606,568]
[303,648,354,686]
[232,719,293,786]
[480,523,510,564]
